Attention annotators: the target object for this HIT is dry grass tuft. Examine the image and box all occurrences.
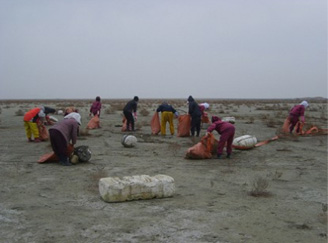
[249,176,272,197]
[139,108,150,116]
[15,109,25,116]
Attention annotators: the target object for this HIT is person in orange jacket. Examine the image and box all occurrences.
[23,107,46,142]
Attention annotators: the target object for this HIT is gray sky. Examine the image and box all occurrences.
[0,0,327,99]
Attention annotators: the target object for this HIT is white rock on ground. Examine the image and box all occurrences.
[99,174,175,202]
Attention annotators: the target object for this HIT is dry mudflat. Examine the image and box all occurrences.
[0,98,327,243]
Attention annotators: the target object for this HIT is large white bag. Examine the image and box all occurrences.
[232,135,257,149]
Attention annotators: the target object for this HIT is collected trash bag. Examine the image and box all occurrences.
[87,115,100,129]
[74,145,92,162]
[121,117,132,132]
[38,124,49,141]
[201,112,210,124]
[232,135,257,150]
[185,133,218,159]
[150,112,160,135]
[177,114,191,137]
[38,144,74,163]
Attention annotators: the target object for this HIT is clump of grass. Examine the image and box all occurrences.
[249,176,272,197]
[15,109,25,116]
[245,117,255,124]
[139,108,150,116]
[105,106,115,114]
[79,128,90,136]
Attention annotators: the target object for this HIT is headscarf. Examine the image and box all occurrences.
[200,103,210,109]
[64,112,81,125]
[300,100,309,108]
[211,116,221,123]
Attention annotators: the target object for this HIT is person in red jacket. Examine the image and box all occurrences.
[89,96,102,117]
[288,100,309,133]
[207,116,235,159]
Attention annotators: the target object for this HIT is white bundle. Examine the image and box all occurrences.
[233,135,257,149]
[99,174,175,202]
[121,135,138,148]
[222,117,236,124]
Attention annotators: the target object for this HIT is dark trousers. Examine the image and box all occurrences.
[49,129,68,161]
[288,115,300,133]
[190,115,201,136]
[123,110,134,131]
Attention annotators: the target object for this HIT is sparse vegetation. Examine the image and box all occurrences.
[249,176,271,197]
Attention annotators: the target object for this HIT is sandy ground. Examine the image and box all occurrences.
[0,98,327,243]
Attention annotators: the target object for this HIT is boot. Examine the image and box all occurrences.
[217,154,222,159]
[227,154,231,159]
[28,138,34,142]
[34,138,42,143]
[58,155,72,166]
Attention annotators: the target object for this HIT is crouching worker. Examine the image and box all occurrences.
[49,112,81,166]
[206,116,235,159]
[156,101,179,135]
[288,100,309,134]
[23,106,47,142]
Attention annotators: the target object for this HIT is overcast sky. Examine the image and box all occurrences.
[0,0,327,100]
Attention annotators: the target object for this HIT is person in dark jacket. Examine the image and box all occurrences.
[288,100,309,133]
[49,112,81,166]
[123,96,139,131]
[207,116,235,159]
[89,96,102,117]
[156,101,179,135]
[187,95,202,137]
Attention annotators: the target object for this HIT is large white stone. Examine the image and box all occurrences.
[99,174,175,202]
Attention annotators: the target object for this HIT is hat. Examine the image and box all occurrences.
[200,103,210,109]
[187,95,194,102]
[211,116,221,123]
[64,112,81,125]
[134,96,139,102]
[300,100,309,108]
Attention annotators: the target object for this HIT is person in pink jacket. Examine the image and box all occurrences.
[288,100,309,133]
[89,96,102,117]
[207,116,235,159]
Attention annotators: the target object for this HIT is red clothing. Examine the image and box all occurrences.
[24,108,41,122]
[289,105,305,117]
[90,101,102,116]
[288,105,305,133]
[207,121,235,155]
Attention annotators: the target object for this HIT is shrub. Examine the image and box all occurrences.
[249,176,271,197]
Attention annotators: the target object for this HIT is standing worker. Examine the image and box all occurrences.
[49,112,81,166]
[288,100,309,133]
[207,116,235,159]
[23,106,56,142]
[187,95,202,137]
[89,96,102,117]
[123,96,139,131]
[156,101,179,135]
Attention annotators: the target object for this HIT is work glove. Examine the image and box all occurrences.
[300,116,305,123]
[133,112,137,121]
[174,111,179,118]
